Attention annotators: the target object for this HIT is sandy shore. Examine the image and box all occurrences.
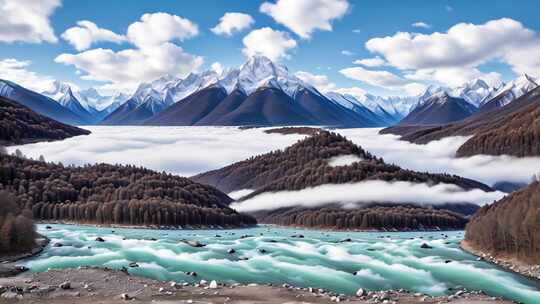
[461,240,540,281]
[0,267,513,303]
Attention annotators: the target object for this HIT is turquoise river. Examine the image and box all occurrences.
[23,224,540,303]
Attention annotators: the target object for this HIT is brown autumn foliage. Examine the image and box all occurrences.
[257,205,468,231]
[465,181,540,264]
[0,190,36,254]
[0,96,90,146]
[0,153,256,228]
[194,131,493,230]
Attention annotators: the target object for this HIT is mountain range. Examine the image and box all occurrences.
[0,56,538,128]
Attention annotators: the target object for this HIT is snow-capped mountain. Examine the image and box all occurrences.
[0,79,85,125]
[451,79,498,107]
[479,74,538,111]
[399,91,477,125]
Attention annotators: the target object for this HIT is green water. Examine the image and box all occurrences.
[25,224,540,303]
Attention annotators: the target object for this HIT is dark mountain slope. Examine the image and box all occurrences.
[398,92,476,126]
[210,87,318,126]
[380,87,540,157]
[146,86,228,126]
[0,80,87,125]
[465,181,540,264]
[0,96,90,145]
[195,88,247,125]
[0,153,255,228]
[193,131,493,231]
[294,88,384,127]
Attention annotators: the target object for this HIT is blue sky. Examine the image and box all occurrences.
[1,0,539,97]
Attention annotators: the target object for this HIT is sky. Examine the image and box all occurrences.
[1,0,539,97]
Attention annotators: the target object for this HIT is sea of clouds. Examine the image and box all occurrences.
[9,126,540,188]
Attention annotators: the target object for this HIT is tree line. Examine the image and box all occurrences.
[0,190,35,254]
[0,152,256,231]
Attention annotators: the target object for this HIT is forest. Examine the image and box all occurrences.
[0,152,256,230]
[0,96,90,146]
[0,190,35,254]
[256,204,468,230]
[465,181,540,263]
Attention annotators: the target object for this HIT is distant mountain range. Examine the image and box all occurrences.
[0,56,537,128]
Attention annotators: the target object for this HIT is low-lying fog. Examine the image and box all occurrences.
[10,126,540,188]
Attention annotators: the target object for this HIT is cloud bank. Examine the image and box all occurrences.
[230,180,506,212]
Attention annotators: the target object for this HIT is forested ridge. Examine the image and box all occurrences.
[256,204,468,231]
[0,153,256,229]
[194,130,492,230]
[0,96,90,145]
[465,181,540,263]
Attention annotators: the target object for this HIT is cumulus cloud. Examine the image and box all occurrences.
[211,62,224,75]
[405,67,503,88]
[55,44,203,92]
[55,13,202,92]
[333,87,367,100]
[295,71,336,92]
[0,0,60,43]
[0,58,55,92]
[61,20,126,51]
[365,18,540,79]
[339,66,409,89]
[242,27,297,61]
[211,12,254,36]
[403,82,428,96]
[260,0,349,39]
[231,181,505,212]
[353,57,386,67]
[127,12,198,48]
[412,22,431,29]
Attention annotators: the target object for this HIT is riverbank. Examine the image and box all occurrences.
[0,236,49,277]
[0,267,513,303]
[461,240,540,281]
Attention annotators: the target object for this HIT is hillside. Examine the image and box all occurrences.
[0,154,255,228]
[465,181,540,264]
[193,130,493,230]
[381,87,540,157]
[0,96,90,146]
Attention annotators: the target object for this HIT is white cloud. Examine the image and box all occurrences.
[231,181,505,212]
[242,27,297,61]
[365,18,540,78]
[353,56,386,67]
[327,154,363,167]
[55,13,202,92]
[127,12,199,48]
[341,50,354,56]
[0,58,55,92]
[333,87,367,100]
[339,66,408,89]
[352,28,361,34]
[62,20,126,51]
[55,44,203,92]
[403,83,428,96]
[412,22,431,29]
[211,62,224,75]
[260,0,349,39]
[405,67,503,88]
[0,0,60,43]
[295,71,336,92]
[9,127,540,189]
[211,12,254,36]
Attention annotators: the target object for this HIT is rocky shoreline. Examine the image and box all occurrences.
[461,240,540,282]
[0,267,514,303]
[0,236,49,278]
